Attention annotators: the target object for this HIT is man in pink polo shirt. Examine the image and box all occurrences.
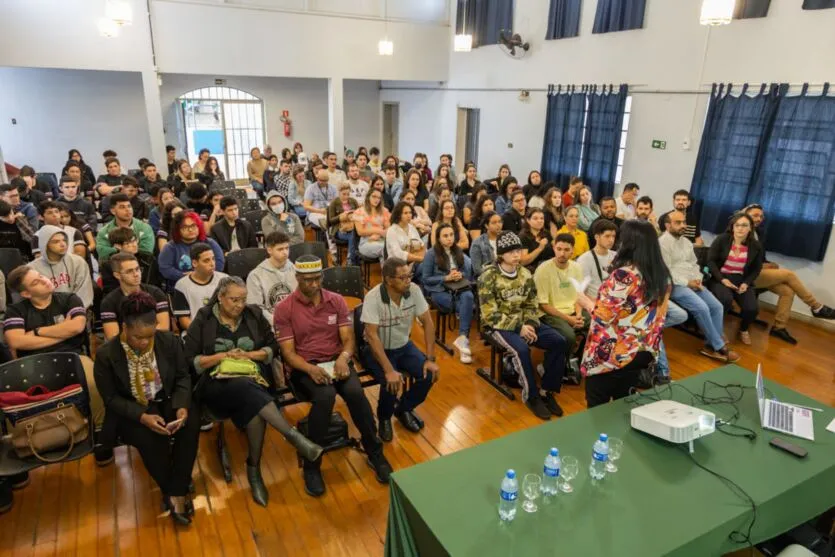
[274,255,391,497]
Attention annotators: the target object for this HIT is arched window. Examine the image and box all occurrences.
[178,87,265,180]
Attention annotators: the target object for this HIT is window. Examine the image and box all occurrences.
[615,96,632,184]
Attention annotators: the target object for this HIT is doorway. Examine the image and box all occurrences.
[456,107,480,167]
[382,102,399,157]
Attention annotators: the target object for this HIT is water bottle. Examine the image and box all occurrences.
[542,448,561,496]
[498,469,518,521]
[589,433,609,480]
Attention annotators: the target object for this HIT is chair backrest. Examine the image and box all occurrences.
[693,246,710,276]
[229,189,249,204]
[127,168,142,179]
[36,172,58,192]
[0,247,25,279]
[242,210,265,233]
[289,241,330,268]
[243,199,263,213]
[322,266,364,300]
[146,257,165,290]
[353,303,366,354]
[222,180,237,189]
[225,247,267,279]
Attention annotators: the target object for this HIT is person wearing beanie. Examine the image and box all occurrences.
[477,231,568,420]
[263,191,304,245]
[30,225,94,308]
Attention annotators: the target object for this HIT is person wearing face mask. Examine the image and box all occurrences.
[262,192,303,245]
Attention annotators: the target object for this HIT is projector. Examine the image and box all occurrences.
[630,400,716,452]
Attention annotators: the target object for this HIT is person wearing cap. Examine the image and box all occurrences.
[275,255,391,497]
[477,231,568,420]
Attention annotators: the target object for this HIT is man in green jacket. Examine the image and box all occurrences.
[96,193,154,259]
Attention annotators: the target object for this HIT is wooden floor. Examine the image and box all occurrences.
[1,305,833,557]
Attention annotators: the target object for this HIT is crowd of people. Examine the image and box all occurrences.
[0,144,832,522]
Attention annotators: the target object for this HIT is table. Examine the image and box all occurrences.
[385,365,835,557]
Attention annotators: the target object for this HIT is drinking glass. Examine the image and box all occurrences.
[560,456,579,493]
[606,438,623,473]
[521,474,541,513]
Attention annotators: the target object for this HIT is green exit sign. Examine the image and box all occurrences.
[652,139,667,150]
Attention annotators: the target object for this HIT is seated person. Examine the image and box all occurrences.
[326,183,359,263]
[519,208,554,271]
[148,187,175,234]
[303,169,338,230]
[400,189,432,240]
[478,232,568,420]
[706,213,764,346]
[100,228,154,295]
[172,243,228,331]
[744,204,835,344]
[246,231,296,324]
[587,197,624,250]
[556,206,590,260]
[275,256,391,497]
[93,292,200,525]
[386,202,426,276]
[534,233,591,352]
[209,197,258,254]
[30,226,94,308]
[185,276,322,506]
[635,196,660,235]
[96,157,127,196]
[361,257,440,441]
[1,182,39,232]
[354,188,390,261]
[470,211,502,277]
[429,199,469,251]
[185,183,213,218]
[287,164,310,220]
[660,211,739,363]
[16,170,48,210]
[577,219,619,300]
[501,190,527,234]
[156,199,185,255]
[101,177,147,222]
[159,211,224,290]
[420,223,475,364]
[57,176,97,233]
[96,193,154,259]
[32,201,86,259]
[139,161,165,193]
[100,253,170,340]
[0,200,34,261]
[263,192,304,246]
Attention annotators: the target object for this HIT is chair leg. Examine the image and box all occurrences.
[216,421,233,483]
[476,344,514,400]
[434,311,454,355]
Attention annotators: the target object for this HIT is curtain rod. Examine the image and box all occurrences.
[700,82,831,87]
[378,85,708,94]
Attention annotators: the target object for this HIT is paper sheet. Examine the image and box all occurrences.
[318,360,337,379]
[827,418,835,434]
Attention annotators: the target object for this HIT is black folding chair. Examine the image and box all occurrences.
[224,248,267,279]
[0,353,96,477]
[242,210,266,244]
[322,266,364,299]
[289,241,330,268]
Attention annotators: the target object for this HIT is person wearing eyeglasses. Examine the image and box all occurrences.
[99,252,170,341]
[158,211,225,290]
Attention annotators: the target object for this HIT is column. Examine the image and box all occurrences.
[141,69,167,169]
[328,77,345,156]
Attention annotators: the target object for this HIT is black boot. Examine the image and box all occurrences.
[164,496,192,526]
[246,461,269,507]
[285,427,324,463]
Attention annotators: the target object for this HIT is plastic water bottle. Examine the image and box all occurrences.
[589,433,609,480]
[542,448,561,496]
[498,469,518,521]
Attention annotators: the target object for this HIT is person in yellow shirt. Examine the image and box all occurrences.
[533,233,591,351]
[557,206,590,259]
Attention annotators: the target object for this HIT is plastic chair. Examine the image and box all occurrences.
[0,353,95,477]
[0,247,25,278]
[242,209,266,244]
[322,266,364,300]
[224,248,267,279]
[289,241,330,268]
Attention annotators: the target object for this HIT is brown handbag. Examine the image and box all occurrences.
[9,403,88,462]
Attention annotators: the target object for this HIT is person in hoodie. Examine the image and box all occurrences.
[262,192,303,245]
[31,201,86,259]
[246,231,297,325]
[0,183,39,232]
[159,210,225,290]
[57,175,97,233]
[30,225,94,308]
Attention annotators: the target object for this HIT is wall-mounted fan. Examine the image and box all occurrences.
[498,30,530,59]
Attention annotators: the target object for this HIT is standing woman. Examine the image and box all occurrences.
[184,277,322,506]
[469,195,495,240]
[420,223,476,364]
[707,213,763,345]
[430,199,469,251]
[470,211,502,276]
[354,188,390,261]
[94,292,200,525]
[556,206,590,259]
[576,186,600,232]
[541,186,565,237]
[582,220,671,407]
[287,164,310,220]
[519,208,554,271]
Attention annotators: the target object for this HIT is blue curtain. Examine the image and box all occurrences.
[581,84,627,199]
[456,0,514,48]
[545,0,582,40]
[690,83,781,234]
[747,84,835,261]
[540,85,586,190]
[592,0,645,33]
[802,0,835,9]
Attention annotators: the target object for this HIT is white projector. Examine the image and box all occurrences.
[630,400,715,453]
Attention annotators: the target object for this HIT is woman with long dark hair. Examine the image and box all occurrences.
[581,220,672,407]
[158,210,224,289]
[462,183,487,228]
[202,156,226,184]
[94,292,200,525]
[576,186,600,232]
[484,164,510,197]
[429,199,469,250]
[523,170,545,205]
[495,176,519,216]
[519,208,553,270]
[707,213,763,345]
[469,195,495,239]
[62,149,96,186]
[541,186,565,236]
[556,206,590,259]
[457,162,479,202]
[470,211,502,276]
[155,199,185,255]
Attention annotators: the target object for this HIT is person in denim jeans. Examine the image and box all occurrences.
[655,301,688,381]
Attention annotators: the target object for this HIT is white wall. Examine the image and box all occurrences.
[0,67,152,176]
[382,0,835,314]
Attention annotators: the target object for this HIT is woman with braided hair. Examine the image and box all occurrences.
[93,292,200,526]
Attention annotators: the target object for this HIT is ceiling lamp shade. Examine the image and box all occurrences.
[106,0,133,26]
[378,39,394,56]
[700,0,734,25]
[454,33,473,52]
[98,17,120,38]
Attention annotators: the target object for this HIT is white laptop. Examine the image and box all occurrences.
[755,364,815,441]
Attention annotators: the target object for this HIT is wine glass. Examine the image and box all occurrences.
[521,474,541,513]
[560,456,579,493]
[606,438,623,473]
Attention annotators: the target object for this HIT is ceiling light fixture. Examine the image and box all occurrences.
[106,0,133,26]
[378,0,393,56]
[454,0,472,52]
[700,0,734,26]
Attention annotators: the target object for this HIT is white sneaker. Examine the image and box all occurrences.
[453,335,472,356]
[459,352,473,364]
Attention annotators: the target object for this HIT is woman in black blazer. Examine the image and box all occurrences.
[707,213,764,345]
[93,292,199,526]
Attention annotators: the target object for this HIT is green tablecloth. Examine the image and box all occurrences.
[385,365,835,557]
